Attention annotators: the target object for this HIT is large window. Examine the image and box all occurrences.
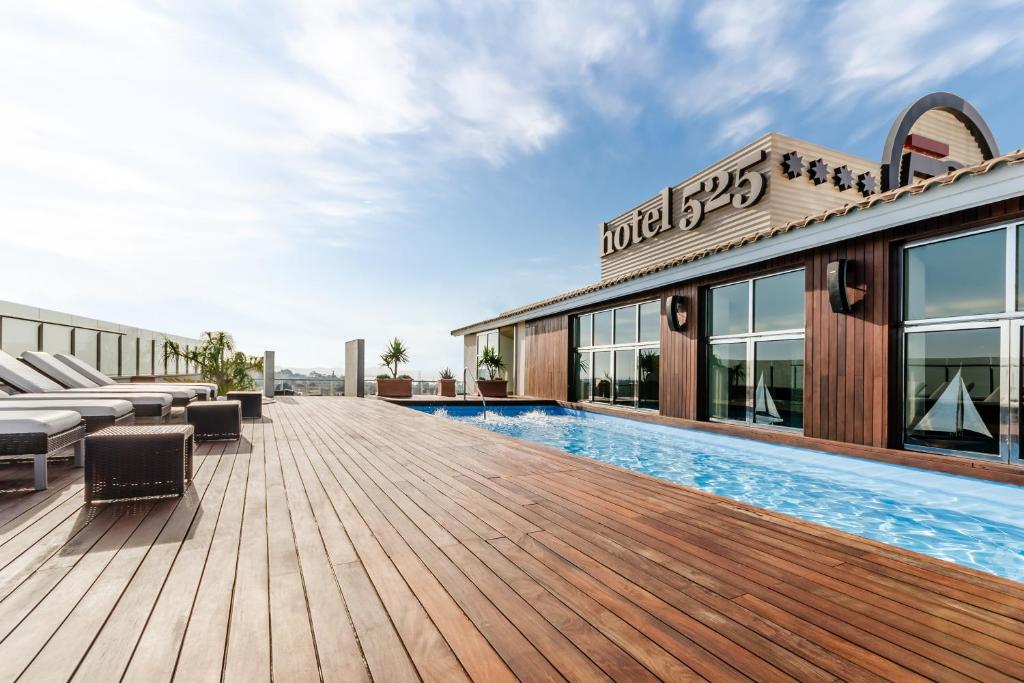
[573,301,659,409]
[476,330,499,380]
[901,225,1024,461]
[706,269,804,429]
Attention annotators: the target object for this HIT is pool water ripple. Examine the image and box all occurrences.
[416,405,1024,582]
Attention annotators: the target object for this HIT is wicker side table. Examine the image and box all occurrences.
[187,400,241,441]
[84,425,194,503]
[226,391,263,419]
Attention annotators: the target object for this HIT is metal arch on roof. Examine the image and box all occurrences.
[880,91,1000,191]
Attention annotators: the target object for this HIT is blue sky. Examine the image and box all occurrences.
[3,1,1024,375]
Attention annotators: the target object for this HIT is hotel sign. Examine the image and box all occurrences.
[601,150,768,256]
[599,133,879,281]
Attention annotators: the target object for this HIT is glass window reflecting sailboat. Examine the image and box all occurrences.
[754,372,783,425]
[911,369,993,439]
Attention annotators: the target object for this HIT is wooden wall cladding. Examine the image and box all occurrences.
[804,235,891,447]
[523,315,569,400]
[658,282,698,420]
[525,196,1024,449]
[802,197,1024,447]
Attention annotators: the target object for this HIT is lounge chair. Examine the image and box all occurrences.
[0,351,172,418]
[55,352,217,399]
[21,351,198,406]
[0,410,86,490]
[0,389,134,432]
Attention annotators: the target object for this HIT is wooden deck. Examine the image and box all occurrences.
[0,397,1021,682]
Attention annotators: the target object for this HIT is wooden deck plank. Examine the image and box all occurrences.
[0,396,1019,682]
[72,443,235,681]
[331,423,594,682]
[118,438,239,683]
[21,455,217,682]
[565,476,1024,654]
[0,502,155,680]
[264,414,321,683]
[172,428,253,682]
[222,417,272,683]
[289,399,512,683]
[284,401,477,682]
[277,404,421,683]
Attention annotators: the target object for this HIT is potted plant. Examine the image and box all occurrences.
[476,345,508,398]
[376,338,413,398]
[437,367,457,397]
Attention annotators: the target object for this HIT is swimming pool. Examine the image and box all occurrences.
[414,404,1024,582]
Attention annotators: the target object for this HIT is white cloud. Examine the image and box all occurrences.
[672,0,1024,145]
[715,107,773,145]
[672,0,801,118]
[0,0,680,370]
[443,66,566,164]
[822,0,1018,105]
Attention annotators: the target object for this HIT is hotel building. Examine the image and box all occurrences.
[453,92,1024,466]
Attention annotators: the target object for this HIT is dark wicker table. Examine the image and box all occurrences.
[226,391,263,419]
[84,425,194,503]
[187,400,241,441]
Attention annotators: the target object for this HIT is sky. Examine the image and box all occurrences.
[3,0,1024,376]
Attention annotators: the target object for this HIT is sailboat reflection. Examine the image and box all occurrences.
[754,372,784,425]
[912,369,993,440]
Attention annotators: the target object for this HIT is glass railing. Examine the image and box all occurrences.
[270,378,465,397]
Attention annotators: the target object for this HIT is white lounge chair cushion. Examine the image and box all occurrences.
[62,385,196,400]
[0,410,81,435]
[5,391,172,408]
[53,353,113,385]
[0,351,65,393]
[53,354,216,397]
[20,351,99,389]
[0,398,133,418]
[32,352,199,399]
[115,383,212,399]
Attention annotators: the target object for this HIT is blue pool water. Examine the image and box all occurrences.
[414,404,1024,582]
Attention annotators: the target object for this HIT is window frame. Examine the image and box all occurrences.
[902,224,1016,327]
[705,268,805,432]
[476,329,501,381]
[573,300,659,409]
[897,222,1024,463]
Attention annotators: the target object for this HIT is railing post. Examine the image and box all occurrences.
[345,339,365,397]
[264,350,275,398]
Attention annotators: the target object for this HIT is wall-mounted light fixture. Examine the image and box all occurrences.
[827,259,866,314]
[666,295,688,332]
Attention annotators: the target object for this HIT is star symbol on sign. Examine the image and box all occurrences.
[833,165,854,191]
[808,158,829,185]
[857,171,877,197]
[781,151,803,179]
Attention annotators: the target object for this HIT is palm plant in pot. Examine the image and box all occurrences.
[163,331,263,395]
[437,367,457,397]
[476,346,508,398]
[376,338,413,398]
